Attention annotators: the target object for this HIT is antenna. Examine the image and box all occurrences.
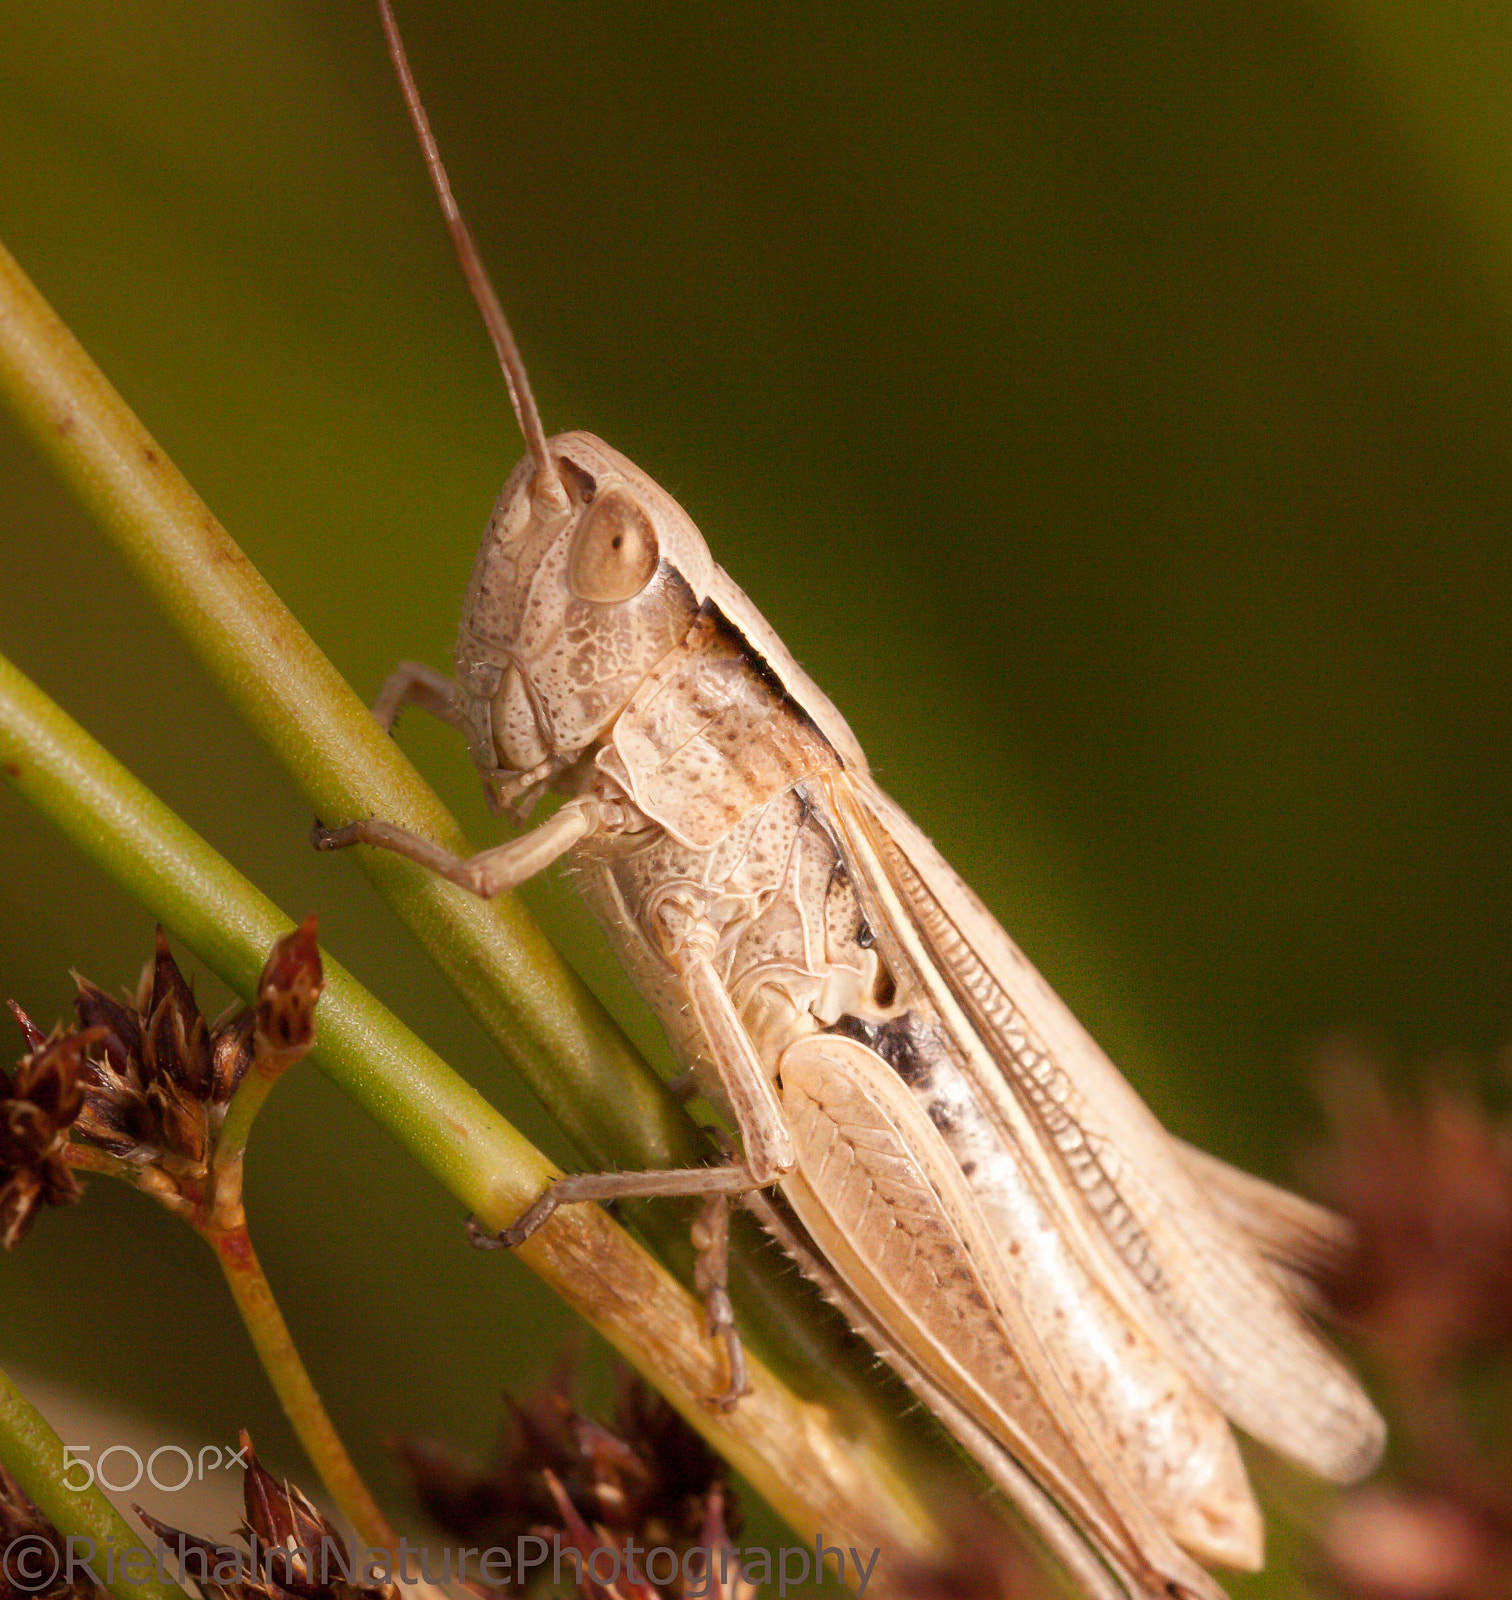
[377,0,568,514]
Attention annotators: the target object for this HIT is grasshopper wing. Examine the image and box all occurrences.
[777,1030,1227,1600]
[1172,1138,1353,1307]
[828,774,1384,1484]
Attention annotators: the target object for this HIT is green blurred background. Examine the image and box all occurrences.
[2,1,1510,1593]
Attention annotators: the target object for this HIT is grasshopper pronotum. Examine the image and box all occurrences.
[314,7,1386,1596]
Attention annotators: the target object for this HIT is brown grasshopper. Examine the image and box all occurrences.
[315,7,1385,1597]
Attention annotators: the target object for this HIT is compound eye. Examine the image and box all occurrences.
[567,488,660,602]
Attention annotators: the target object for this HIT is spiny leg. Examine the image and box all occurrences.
[468,1161,762,1249]
[312,795,598,897]
[467,1160,765,1409]
[691,1190,751,1410]
[370,660,463,733]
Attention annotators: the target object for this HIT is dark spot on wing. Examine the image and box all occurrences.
[826,1010,942,1088]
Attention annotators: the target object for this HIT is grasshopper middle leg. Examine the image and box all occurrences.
[313,795,600,896]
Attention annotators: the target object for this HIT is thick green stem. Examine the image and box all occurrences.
[0,650,946,1580]
[0,1365,187,1600]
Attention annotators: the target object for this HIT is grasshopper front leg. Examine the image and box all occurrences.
[324,775,785,1404]
[370,660,464,733]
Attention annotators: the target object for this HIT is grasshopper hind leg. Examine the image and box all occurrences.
[692,1190,752,1409]
[467,1159,765,1409]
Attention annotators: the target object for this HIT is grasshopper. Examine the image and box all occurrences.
[316,7,1385,1596]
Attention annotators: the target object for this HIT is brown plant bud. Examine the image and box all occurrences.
[0,1024,90,1250]
[538,1469,658,1600]
[6,1002,46,1055]
[212,1010,258,1107]
[65,932,236,1179]
[141,929,214,1100]
[10,923,322,1228]
[253,918,324,1076]
[138,1433,394,1600]
[533,1470,755,1600]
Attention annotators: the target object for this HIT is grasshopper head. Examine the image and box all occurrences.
[453,432,714,788]
[372,9,713,797]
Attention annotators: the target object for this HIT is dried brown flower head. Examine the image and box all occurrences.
[9,921,322,1227]
[0,1460,107,1600]
[0,1025,90,1250]
[395,1358,738,1595]
[138,1432,393,1600]
[1313,1050,1512,1600]
[66,930,255,1178]
[1317,1066,1512,1377]
[539,1472,755,1600]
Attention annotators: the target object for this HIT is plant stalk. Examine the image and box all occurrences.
[198,1220,398,1553]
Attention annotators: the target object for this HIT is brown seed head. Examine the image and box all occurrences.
[395,1357,736,1594]
[1316,1056,1512,1377]
[10,924,319,1227]
[1313,1048,1512,1600]
[0,1024,90,1250]
[138,1433,394,1600]
[66,931,241,1177]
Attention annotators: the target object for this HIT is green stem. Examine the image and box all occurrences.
[213,1066,280,1175]
[0,1365,187,1600]
[0,649,946,1574]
